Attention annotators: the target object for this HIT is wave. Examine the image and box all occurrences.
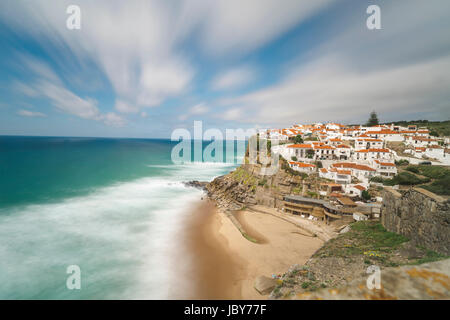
[0,160,236,299]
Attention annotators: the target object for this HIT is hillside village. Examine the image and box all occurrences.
[203,118,449,299]
[266,120,450,203]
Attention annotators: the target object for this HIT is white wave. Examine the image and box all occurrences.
[0,161,235,299]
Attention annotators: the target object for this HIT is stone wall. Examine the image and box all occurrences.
[382,187,450,255]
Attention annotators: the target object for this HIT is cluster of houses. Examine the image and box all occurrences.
[269,122,449,201]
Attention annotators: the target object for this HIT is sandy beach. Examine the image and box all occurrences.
[178,200,324,299]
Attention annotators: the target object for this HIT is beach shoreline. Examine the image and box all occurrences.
[180,199,325,299]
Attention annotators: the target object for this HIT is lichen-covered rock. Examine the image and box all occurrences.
[290,259,450,300]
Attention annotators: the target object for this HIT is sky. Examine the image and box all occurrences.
[0,0,449,138]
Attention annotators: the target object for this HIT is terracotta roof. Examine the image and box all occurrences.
[375,160,396,166]
[336,144,350,148]
[287,144,313,149]
[354,185,366,191]
[357,138,382,142]
[336,170,351,175]
[332,163,376,172]
[314,145,335,150]
[365,130,400,135]
[289,161,316,168]
[320,168,328,173]
[355,148,390,153]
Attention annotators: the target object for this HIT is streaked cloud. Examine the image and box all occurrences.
[17,109,46,117]
[211,66,255,91]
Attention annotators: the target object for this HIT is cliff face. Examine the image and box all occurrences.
[382,187,450,255]
[205,161,316,211]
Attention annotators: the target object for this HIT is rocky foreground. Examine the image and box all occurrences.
[186,162,449,299]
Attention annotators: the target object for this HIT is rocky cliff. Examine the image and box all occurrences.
[382,187,450,255]
[205,160,324,212]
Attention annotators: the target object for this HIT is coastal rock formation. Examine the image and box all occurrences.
[382,187,450,255]
[205,161,323,212]
[287,259,450,300]
[184,180,208,190]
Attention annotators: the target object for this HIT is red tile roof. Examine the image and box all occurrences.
[287,144,313,149]
[289,161,316,168]
[332,163,376,171]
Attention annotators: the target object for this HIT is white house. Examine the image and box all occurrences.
[353,148,393,161]
[372,160,397,178]
[319,168,351,185]
[289,161,316,173]
[286,143,314,160]
[405,136,438,148]
[332,163,377,183]
[346,184,367,197]
[313,145,336,160]
[335,144,352,160]
[355,138,383,151]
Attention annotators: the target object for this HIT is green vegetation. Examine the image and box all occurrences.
[405,165,450,195]
[291,156,297,161]
[371,171,430,186]
[384,120,450,137]
[307,191,318,198]
[315,221,408,265]
[258,178,267,186]
[395,159,410,166]
[366,111,379,126]
[231,167,258,187]
[293,135,303,144]
[281,160,308,178]
[361,190,371,201]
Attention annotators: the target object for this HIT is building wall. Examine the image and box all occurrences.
[382,187,450,255]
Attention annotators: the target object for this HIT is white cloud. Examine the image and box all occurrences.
[17,109,46,117]
[179,0,336,55]
[212,66,255,90]
[189,103,209,115]
[219,55,450,125]
[178,102,209,121]
[101,112,126,127]
[0,0,335,115]
[115,100,139,114]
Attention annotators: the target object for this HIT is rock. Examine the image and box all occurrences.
[184,180,208,190]
[292,258,450,300]
[254,276,278,295]
[339,225,351,234]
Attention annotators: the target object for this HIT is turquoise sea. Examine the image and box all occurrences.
[0,136,243,299]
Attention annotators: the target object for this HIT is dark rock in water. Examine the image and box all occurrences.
[184,180,208,190]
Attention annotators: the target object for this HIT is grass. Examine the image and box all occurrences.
[314,221,409,263]
[242,232,258,243]
[405,165,450,195]
[385,120,450,137]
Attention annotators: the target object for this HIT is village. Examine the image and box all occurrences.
[254,118,450,224]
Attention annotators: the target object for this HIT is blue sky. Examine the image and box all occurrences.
[0,0,449,138]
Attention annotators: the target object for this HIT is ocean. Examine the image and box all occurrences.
[0,136,243,299]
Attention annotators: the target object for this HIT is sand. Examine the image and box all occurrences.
[177,200,324,299]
